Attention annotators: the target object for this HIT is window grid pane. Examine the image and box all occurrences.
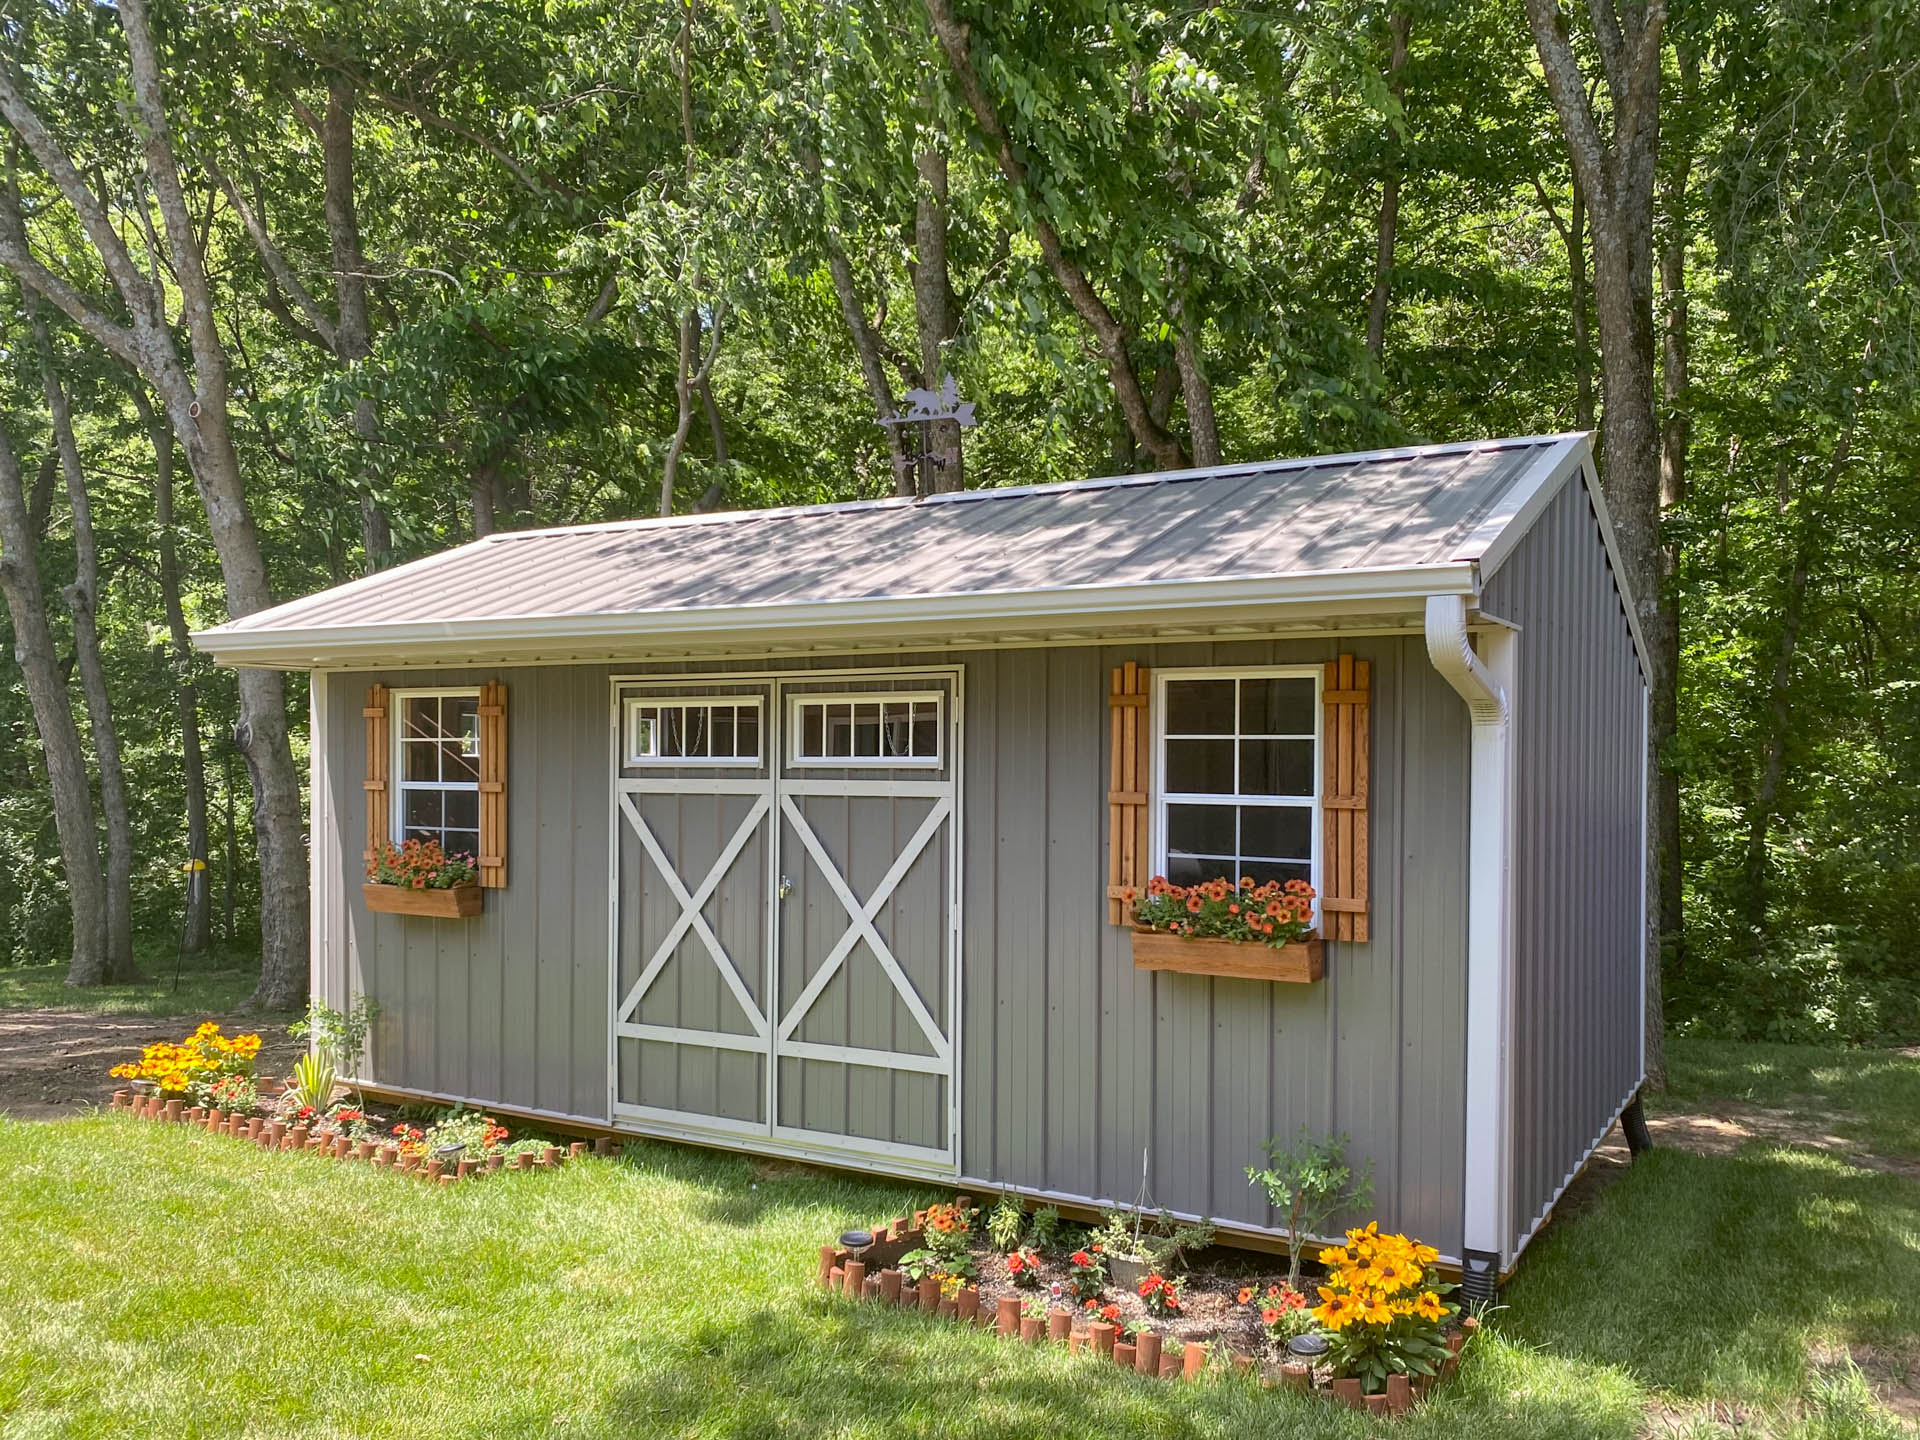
[1161,674,1317,891]
[395,692,485,861]
[793,695,943,766]
[624,699,763,766]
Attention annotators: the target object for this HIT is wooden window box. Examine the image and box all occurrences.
[362,882,483,919]
[1130,927,1324,983]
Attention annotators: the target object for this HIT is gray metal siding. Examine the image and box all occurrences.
[956,638,1470,1256]
[1482,477,1647,1246]
[320,664,614,1121]
[321,641,1470,1252]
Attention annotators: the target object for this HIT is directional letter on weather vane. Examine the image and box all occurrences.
[877,373,976,428]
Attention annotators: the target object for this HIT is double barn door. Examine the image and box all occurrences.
[610,671,959,1173]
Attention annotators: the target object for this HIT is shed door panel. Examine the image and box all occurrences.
[612,683,773,1135]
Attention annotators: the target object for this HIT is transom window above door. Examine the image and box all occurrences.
[624,698,763,766]
[1156,671,1318,890]
[789,693,943,767]
[396,690,482,857]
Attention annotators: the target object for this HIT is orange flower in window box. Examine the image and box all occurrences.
[364,839,482,917]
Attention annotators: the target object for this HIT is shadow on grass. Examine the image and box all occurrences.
[616,1137,953,1236]
[472,1299,1640,1440]
[1504,1143,1920,1405]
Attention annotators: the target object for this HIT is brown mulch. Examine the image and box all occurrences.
[0,1009,304,1122]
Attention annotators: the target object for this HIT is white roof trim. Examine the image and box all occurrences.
[1464,433,1653,684]
[195,561,1479,668]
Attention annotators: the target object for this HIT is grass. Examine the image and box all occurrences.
[1,1044,1917,1438]
[1665,1035,1920,1163]
[0,939,261,1016]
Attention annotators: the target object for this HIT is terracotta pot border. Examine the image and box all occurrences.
[810,1194,1475,1409]
[105,1091,622,1187]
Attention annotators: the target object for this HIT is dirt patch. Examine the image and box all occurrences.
[0,1009,303,1122]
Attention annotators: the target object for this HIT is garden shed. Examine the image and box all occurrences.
[195,432,1650,1293]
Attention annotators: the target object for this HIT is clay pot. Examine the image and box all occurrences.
[1182,1342,1207,1380]
[568,1141,586,1160]
[486,1154,505,1173]
[163,1099,184,1122]
[1114,1341,1137,1371]
[1332,1378,1365,1409]
[862,1276,881,1302]
[184,1107,203,1124]
[439,1173,456,1187]
[879,1269,902,1305]
[1364,1393,1389,1417]
[1019,1315,1043,1344]
[994,1294,1020,1337]
[1441,1355,1459,1383]
[266,1122,286,1147]
[457,1159,477,1181]
[1413,1375,1432,1401]
[843,1260,866,1297]
[956,1287,980,1324]
[1160,1352,1181,1380]
[1068,1329,1085,1355]
[1232,1353,1256,1377]
[593,1136,614,1157]
[425,1159,445,1181]
[1280,1362,1311,1392]
[143,1095,162,1119]
[398,1152,418,1173]
[514,1152,534,1171]
[828,1266,844,1291]
[246,1118,264,1141]
[1048,1308,1071,1344]
[1090,1322,1116,1357]
[351,1139,372,1160]
[1386,1374,1413,1415]
[1446,1329,1467,1357]
[372,1147,392,1169]
[938,1299,958,1320]
[330,1136,349,1160]
[542,1145,560,1167]
[111,1090,130,1109]
[289,1124,309,1149]
[1135,1332,1161,1375]
[918,1277,942,1312]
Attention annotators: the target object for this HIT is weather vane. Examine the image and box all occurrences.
[878,373,976,497]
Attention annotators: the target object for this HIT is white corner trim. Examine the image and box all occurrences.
[1426,594,1516,1266]
[1449,433,1588,574]
[308,671,328,1054]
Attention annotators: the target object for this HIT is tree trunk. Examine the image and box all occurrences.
[140,392,210,952]
[117,0,309,1009]
[923,0,1186,469]
[1570,172,1595,430]
[1654,49,1697,983]
[822,238,913,496]
[34,312,135,979]
[661,307,699,517]
[1172,302,1220,466]
[1364,8,1411,362]
[0,417,108,985]
[319,75,392,570]
[694,375,729,511]
[913,142,964,492]
[1522,0,1668,1084]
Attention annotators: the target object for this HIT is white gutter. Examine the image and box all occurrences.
[193,562,1480,669]
[1425,592,1516,1287]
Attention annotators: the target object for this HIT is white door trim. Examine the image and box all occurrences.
[606,665,963,1174]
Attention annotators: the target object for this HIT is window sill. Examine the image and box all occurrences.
[1129,927,1324,983]
[363,882,483,919]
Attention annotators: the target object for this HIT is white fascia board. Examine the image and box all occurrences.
[192,561,1480,669]
[1464,436,1655,687]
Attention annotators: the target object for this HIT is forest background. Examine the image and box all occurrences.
[0,0,1912,1072]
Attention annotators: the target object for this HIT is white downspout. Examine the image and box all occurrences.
[1425,593,1516,1293]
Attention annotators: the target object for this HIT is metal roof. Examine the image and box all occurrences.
[196,434,1625,668]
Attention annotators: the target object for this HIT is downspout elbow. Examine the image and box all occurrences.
[1425,594,1507,726]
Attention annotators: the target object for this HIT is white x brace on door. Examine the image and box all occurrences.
[610,672,960,1174]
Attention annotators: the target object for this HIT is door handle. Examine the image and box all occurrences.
[778,875,793,900]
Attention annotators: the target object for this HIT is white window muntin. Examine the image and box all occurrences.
[623,696,764,767]
[787,691,944,769]
[1152,665,1321,900]
[391,687,483,857]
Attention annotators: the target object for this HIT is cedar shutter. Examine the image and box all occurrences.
[1321,655,1371,942]
[1105,662,1151,924]
[363,683,390,863]
[477,680,507,888]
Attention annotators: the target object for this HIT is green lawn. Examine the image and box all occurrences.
[1,1047,1915,1439]
[1664,1034,1920,1163]
[0,940,261,1016]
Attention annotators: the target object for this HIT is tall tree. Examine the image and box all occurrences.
[31,310,135,979]
[0,0,309,1007]
[1364,7,1412,362]
[0,406,108,984]
[1521,0,1669,1084]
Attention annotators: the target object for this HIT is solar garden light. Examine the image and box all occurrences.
[839,1229,875,1261]
[1285,1332,1332,1360]
[433,1142,467,1165]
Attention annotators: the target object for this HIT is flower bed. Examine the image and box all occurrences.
[364,839,483,917]
[1126,875,1326,983]
[812,1196,1475,1415]
[106,1019,617,1183]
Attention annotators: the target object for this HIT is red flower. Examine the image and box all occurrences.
[1070,1250,1093,1267]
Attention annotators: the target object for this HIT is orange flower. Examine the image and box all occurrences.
[1237,1286,1255,1305]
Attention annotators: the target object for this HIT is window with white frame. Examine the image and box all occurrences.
[1156,670,1318,890]
[395,690,482,857]
[790,693,943,767]
[623,698,763,766]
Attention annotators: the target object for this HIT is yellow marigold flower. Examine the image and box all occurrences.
[1413,1292,1445,1322]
